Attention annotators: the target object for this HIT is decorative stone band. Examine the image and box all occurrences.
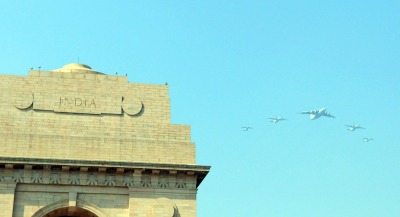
[0,157,210,189]
[13,92,143,116]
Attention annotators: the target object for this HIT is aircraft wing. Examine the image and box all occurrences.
[325,113,335,118]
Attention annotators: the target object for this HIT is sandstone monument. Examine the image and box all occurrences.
[0,63,210,217]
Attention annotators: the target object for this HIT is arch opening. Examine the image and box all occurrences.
[32,200,108,217]
[42,206,98,217]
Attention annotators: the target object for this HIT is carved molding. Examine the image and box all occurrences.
[105,175,116,186]
[31,170,43,183]
[12,170,24,183]
[50,171,61,184]
[158,171,169,188]
[122,172,134,186]
[176,173,186,189]
[87,174,98,185]
[0,164,198,190]
[0,157,210,189]
[141,173,152,187]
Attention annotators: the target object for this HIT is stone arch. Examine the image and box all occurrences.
[31,199,109,217]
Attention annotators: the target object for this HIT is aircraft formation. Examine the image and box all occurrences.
[242,107,373,142]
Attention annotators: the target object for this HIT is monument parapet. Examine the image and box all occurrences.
[0,64,195,164]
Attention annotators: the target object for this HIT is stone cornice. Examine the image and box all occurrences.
[0,157,210,171]
[0,157,210,188]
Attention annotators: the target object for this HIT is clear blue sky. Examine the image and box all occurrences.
[1,1,400,217]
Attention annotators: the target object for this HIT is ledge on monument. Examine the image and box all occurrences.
[0,156,210,188]
[0,156,210,173]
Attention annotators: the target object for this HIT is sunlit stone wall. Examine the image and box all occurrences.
[0,65,195,164]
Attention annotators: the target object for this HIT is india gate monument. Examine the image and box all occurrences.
[0,63,210,217]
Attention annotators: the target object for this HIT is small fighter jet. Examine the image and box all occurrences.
[345,124,365,132]
[298,108,335,120]
[268,116,287,123]
[363,138,373,142]
[241,127,253,131]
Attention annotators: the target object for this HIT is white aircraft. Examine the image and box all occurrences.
[241,127,253,131]
[298,108,335,120]
[345,125,365,132]
[268,116,287,123]
[363,138,373,142]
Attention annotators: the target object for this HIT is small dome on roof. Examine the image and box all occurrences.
[63,63,92,70]
[52,63,103,74]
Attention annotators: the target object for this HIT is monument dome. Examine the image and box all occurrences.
[51,63,103,74]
